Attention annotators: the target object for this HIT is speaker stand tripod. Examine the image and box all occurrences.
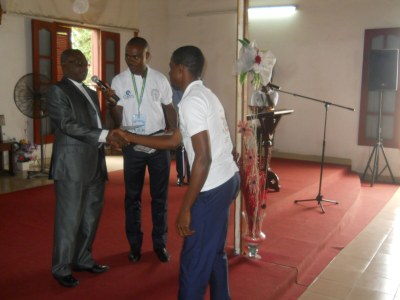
[361,90,396,186]
[273,87,355,213]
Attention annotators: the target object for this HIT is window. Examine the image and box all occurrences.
[358,28,400,148]
[31,19,121,144]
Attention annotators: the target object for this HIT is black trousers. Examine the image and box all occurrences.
[122,146,170,252]
[176,145,190,181]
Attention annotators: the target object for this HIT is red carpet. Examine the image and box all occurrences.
[0,158,397,300]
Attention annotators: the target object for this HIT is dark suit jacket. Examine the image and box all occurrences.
[47,77,108,184]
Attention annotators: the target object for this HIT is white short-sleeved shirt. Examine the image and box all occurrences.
[179,80,238,192]
[111,67,172,135]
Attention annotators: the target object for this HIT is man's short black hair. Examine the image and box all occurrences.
[60,49,82,64]
[126,37,149,50]
[171,46,205,79]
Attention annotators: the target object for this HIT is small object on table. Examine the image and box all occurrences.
[0,141,17,176]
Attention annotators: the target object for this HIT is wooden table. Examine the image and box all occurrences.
[247,108,294,191]
[0,141,17,176]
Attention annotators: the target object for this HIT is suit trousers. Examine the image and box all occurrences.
[178,172,240,300]
[51,160,106,277]
[122,147,170,252]
[176,145,190,181]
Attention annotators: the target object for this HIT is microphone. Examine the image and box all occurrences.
[267,82,281,90]
[91,75,120,103]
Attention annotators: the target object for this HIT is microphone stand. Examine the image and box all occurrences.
[272,86,355,213]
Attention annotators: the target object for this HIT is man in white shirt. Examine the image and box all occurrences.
[114,45,240,300]
[109,37,177,264]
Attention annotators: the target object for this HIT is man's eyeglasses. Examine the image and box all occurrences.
[65,60,90,68]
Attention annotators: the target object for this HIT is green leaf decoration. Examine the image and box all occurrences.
[238,38,250,47]
[240,72,247,85]
[251,73,261,90]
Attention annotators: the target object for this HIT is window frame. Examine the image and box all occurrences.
[31,19,121,144]
[358,28,400,148]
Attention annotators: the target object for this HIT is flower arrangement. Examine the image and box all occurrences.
[234,38,276,91]
[238,120,268,258]
[235,39,276,258]
[15,139,37,162]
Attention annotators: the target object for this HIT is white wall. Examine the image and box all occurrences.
[166,0,238,140]
[137,0,238,142]
[136,0,400,178]
[2,0,400,179]
[248,0,400,177]
[136,0,169,74]
[0,14,33,143]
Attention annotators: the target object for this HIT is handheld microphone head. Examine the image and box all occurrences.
[91,75,102,86]
[91,75,120,103]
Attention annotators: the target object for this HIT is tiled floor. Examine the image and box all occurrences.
[1,156,400,299]
[299,187,400,300]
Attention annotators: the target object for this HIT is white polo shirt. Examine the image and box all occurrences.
[111,67,172,135]
[179,80,238,192]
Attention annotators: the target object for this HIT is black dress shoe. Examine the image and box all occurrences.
[128,251,141,262]
[54,274,79,288]
[73,264,109,273]
[154,248,170,263]
[177,178,184,186]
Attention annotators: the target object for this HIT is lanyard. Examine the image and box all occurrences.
[131,69,147,115]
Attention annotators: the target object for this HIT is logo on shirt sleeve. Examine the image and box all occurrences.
[151,89,160,102]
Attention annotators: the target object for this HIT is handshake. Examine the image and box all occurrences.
[106,128,178,151]
[105,128,134,149]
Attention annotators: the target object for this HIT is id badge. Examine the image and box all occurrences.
[132,114,146,134]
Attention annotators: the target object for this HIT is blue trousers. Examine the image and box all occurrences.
[178,172,240,300]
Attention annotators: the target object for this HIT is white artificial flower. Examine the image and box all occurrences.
[253,50,276,86]
[234,40,276,90]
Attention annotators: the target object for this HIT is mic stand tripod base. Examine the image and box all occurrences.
[294,195,339,214]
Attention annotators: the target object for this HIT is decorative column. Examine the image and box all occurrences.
[234,0,249,255]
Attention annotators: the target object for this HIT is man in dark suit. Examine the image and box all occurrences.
[47,49,123,288]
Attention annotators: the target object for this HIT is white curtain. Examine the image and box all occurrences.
[1,0,139,30]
